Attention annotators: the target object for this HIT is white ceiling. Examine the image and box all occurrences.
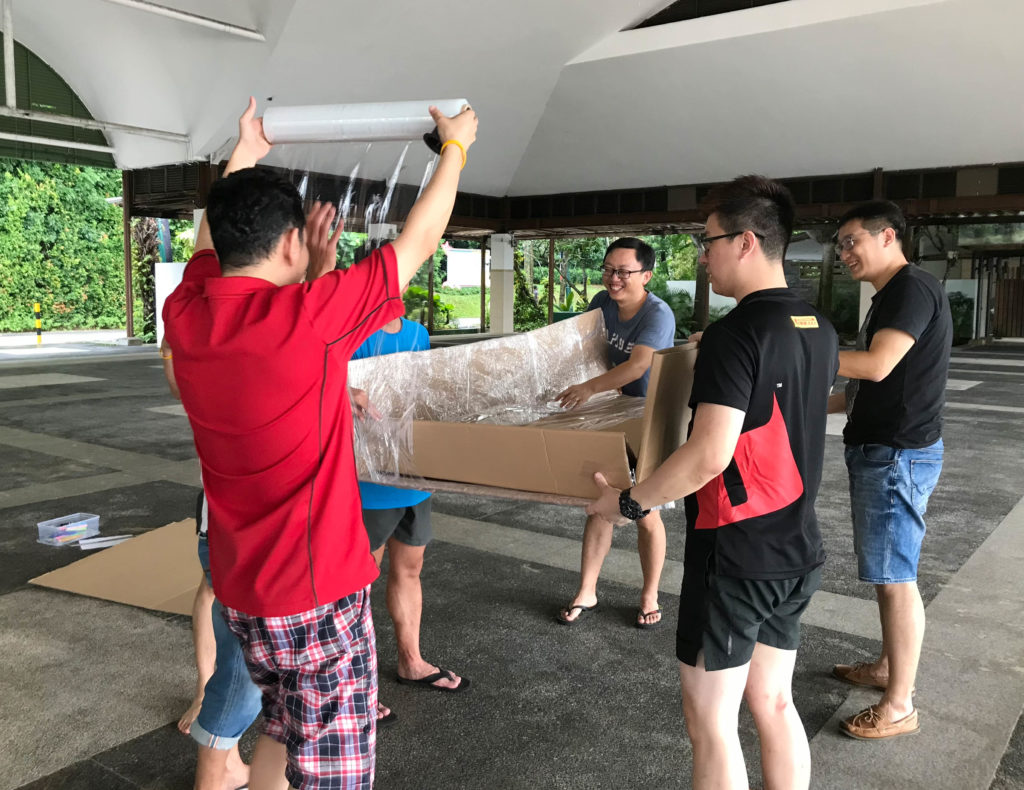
[11,0,1024,197]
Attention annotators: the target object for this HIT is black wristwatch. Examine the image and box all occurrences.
[619,488,651,521]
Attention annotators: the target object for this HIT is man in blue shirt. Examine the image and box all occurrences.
[353,314,470,725]
[555,237,678,628]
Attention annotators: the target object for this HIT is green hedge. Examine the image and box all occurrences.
[0,159,125,331]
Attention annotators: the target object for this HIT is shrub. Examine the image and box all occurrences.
[403,286,456,328]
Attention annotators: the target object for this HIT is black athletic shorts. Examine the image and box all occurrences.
[676,562,822,671]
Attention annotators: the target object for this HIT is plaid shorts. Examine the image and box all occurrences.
[224,588,378,790]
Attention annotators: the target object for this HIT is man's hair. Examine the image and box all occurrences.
[206,168,306,270]
[837,200,906,241]
[701,175,795,261]
[605,237,655,272]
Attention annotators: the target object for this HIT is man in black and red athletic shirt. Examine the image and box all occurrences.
[587,176,838,790]
[163,97,477,790]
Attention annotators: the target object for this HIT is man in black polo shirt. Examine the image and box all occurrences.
[829,201,951,740]
[588,175,838,790]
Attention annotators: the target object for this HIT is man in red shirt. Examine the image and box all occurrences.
[163,97,477,790]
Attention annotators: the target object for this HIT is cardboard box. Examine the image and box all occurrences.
[349,312,697,502]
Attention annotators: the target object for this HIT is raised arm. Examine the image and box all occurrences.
[195,97,273,253]
[391,105,478,288]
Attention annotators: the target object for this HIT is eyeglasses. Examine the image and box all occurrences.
[600,266,646,281]
[696,231,764,257]
[835,230,881,256]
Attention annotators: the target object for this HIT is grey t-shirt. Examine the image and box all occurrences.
[587,290,677,397]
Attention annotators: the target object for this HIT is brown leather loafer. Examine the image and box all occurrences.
[840,706,920,740]
[833,662,888,690]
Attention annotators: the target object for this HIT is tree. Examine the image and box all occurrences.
[513,247,546,331]
[131,217,159,342]
[641,234,698,280]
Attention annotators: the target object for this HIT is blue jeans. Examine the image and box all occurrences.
[845,439,943,584]
[191,536,263,749]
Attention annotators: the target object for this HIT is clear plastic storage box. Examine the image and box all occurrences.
[37,513,100,546]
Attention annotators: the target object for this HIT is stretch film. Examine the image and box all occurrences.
[263,99,469,144]
[347,311,646,487]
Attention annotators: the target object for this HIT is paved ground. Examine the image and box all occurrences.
[0,330,144,364]
[0,340,1022,789]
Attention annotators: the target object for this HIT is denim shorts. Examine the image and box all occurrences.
[845,439,943,584]
[191,536,263,749]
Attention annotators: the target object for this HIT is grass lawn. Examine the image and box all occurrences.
[440,290,485,320]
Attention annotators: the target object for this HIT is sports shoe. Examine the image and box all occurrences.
[832,662,888,690]
[840,706,919,740]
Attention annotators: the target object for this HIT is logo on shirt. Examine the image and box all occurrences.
[790,316,819,329]
[607,331,634,354]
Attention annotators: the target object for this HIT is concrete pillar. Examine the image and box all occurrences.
[193,209,204,248]
[489,233,515,334]
[858,281,876,329]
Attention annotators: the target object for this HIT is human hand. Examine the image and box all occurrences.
[305,202,343,281]
[233,96,271,164]
[430,104,478,151]
[350,387,382,422]
[584,472,629,526]
[688,331,703,345]
[557,382,594,410]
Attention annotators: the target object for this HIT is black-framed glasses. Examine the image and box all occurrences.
[599,266,646,281]
[697,231,763,256]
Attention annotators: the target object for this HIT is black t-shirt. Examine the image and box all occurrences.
[844,265,952,449]
[684,288,839,580]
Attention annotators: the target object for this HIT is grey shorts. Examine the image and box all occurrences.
[363,500,432,552]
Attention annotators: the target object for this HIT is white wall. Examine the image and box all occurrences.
[154,262,187,344]
[445,248,490,289]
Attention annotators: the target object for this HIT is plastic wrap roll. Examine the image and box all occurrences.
[262,99,469,144]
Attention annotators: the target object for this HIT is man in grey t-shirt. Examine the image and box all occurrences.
[556,237,677,628]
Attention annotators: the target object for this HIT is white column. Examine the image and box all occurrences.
[489,233,515,334]
[858,281,876,329]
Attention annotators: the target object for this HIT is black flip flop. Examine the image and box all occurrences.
[555,601,599,626]
[396,667,471,693]
[377,709,398,727]
[635,607,663,630]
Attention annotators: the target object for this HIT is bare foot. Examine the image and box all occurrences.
[177,694,203,735]
[377,702,395,722]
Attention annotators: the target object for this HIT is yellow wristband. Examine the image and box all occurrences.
[440,139,467,170]
[160,352,172,360]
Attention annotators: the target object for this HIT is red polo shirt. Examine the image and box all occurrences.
[163,245,404,616]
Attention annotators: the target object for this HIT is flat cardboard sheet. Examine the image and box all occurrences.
[29,520,201,616]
